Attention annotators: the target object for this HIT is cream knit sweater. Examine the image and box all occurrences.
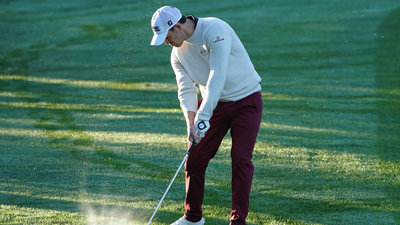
[171,17,261,122]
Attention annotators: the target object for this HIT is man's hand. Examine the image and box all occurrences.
[187,123,200,144]
[185,111,210,145]
[186,111,201,144]
[195,120,210,138]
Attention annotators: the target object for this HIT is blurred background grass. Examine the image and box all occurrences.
[1,0,399,224]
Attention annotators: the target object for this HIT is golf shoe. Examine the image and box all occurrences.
[170,217,205,225]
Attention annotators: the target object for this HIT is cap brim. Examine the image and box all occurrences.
[150,31,168,46]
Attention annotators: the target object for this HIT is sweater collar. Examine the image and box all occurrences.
[187,15,198,29]
[185,16,199,43]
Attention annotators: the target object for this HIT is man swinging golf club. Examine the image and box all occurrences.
[150,6,262,225]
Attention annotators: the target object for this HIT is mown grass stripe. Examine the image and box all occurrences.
[0,74,178,91]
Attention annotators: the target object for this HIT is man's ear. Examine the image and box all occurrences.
[174,23,182,31]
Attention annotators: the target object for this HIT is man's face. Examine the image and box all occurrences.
[164,28,184,47]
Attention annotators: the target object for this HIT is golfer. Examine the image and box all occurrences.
[150,6,262,225]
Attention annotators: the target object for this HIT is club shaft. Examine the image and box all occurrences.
[147,142,195,225]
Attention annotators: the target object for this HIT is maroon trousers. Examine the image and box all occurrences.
[184,92,262,225]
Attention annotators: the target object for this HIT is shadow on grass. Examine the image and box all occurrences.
[0,77,185,134]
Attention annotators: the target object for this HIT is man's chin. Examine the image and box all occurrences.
[171,43,182,48]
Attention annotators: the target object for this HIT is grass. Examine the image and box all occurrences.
[1,0,399,224]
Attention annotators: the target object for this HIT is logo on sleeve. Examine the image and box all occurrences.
[213,36,225,43]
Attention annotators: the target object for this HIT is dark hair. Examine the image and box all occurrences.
[169,15,186,31]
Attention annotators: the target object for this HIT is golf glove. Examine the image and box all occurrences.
[195,120,210,138]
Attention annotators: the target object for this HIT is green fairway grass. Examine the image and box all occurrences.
[1,1,399,224]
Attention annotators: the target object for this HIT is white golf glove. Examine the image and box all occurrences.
[195,120,210,138]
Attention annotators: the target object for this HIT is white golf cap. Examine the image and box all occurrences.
[150,6,182,46]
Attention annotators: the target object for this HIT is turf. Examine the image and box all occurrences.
[1,0,399,224]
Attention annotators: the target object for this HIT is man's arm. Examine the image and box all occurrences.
[171,51,201,144]
[195,19,232,123]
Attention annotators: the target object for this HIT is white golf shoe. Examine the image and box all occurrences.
[170,216,205,225]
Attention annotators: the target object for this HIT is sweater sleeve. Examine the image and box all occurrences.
[195,20,231,121]
[171,51,198,114]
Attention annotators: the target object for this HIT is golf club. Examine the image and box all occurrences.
[147,141,196,225]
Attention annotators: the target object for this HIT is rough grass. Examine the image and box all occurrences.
[1,0,399,224]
